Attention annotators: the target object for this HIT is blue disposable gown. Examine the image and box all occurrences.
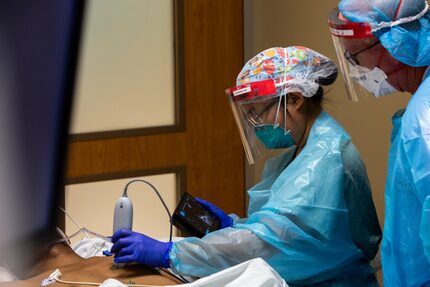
[381,73,430,286]
[170,112,381,286]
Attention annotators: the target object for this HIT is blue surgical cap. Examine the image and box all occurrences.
[339,0,430,67]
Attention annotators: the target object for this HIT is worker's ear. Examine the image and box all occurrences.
[287,93,305,110]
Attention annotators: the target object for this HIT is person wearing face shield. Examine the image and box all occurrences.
[110,46,382,286]
[328,1,430,286]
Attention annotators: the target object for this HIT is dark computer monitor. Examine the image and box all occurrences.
[0,0,84,276]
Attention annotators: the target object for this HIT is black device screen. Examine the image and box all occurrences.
[173,192,220,238]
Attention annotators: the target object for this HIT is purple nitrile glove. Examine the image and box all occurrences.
[110,229,172,268]
[195,198,234,229]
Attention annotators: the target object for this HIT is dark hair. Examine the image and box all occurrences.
[309,65,338,106]
[310,85,324,105]
[317,69,338,86]
[317,60,338,86]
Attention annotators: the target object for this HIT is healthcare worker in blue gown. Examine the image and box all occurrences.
[110,46,382,286]
[328,1,430,285]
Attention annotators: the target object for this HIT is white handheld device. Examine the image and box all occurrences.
[113,195,133,233]
[112,179,173,245]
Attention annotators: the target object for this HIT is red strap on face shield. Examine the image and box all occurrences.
[225,79,277,102]
[328,7,373,38]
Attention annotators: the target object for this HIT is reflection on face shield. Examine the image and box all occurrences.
[349,64,398,97]
[242,95,296,150]
[244,99,279,126]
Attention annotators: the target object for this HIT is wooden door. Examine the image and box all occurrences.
[65,0,245,233]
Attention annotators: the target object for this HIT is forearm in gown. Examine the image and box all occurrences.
[170,228,276,277]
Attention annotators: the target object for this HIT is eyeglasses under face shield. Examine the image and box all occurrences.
[343,40,381,67]
[226,79,289,165]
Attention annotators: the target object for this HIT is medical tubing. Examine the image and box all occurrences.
[58,207,108,253]
[122,179,173,243]
[158,267,189,284]
[55,278,99,286]
[54,277,162,287]
[55,227,72,247]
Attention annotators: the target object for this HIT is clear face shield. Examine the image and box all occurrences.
[225,79,293,165]
[328,8,399,101]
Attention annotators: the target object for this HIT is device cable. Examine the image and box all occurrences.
[122,179,173,243]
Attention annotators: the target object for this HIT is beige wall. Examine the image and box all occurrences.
[65,175,177,245]
[244,0,411,228]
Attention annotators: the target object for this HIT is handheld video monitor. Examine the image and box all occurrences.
[173,192,220,238]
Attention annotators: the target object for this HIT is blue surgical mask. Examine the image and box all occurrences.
[254,124,295,149]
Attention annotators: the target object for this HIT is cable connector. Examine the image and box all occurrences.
[40,269,62,286]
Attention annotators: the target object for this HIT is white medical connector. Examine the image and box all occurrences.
[40,269,62,286]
